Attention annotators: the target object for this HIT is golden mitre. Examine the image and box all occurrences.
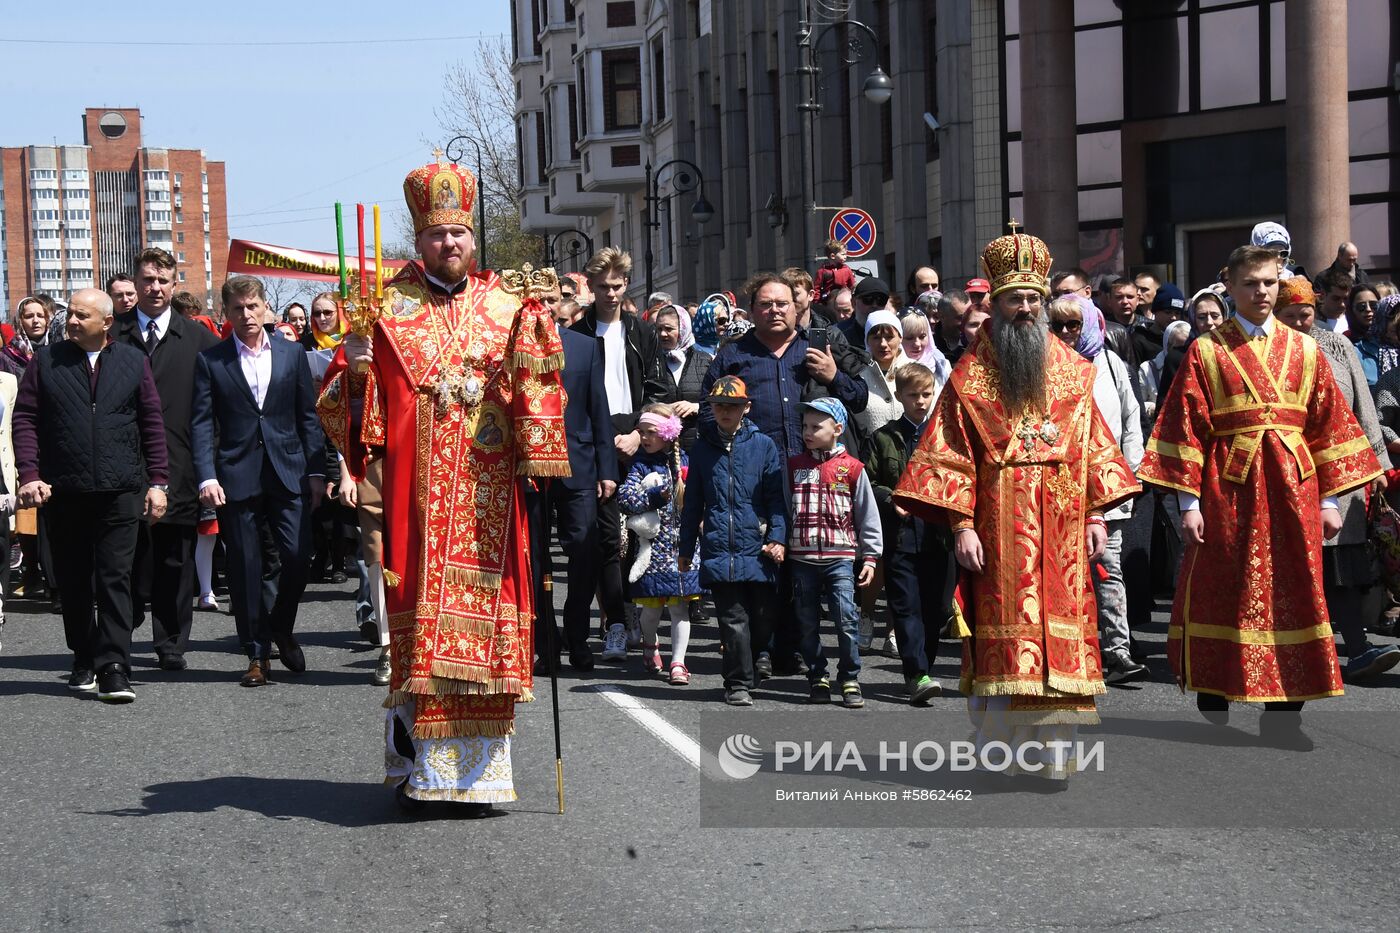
[403,152,478,234]
[981,222,1054,298]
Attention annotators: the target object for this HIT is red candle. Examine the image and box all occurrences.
[357,203,367,299]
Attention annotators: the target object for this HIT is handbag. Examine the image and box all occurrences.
[1367,492,1400,599]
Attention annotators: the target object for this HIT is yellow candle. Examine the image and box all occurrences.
[373,204,383,299]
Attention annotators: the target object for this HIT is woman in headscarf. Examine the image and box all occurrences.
[1275,277,1399,679]
[653,304,712,452]
[898,306,950,394]
[1139,320,1192,420]
[854,310,909,438]
[1353,288,1398,390]
[0,296,54,380]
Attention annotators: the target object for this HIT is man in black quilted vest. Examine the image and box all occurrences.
[13,288,170,704]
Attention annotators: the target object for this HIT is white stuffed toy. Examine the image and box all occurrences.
[626,472,667,583]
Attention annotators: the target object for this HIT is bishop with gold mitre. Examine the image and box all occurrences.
[894,228,1140,778]
[318,156,569,814]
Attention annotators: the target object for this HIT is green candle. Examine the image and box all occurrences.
[335,202,347,298]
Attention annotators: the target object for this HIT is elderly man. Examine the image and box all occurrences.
[1322,241,1369,286]
[1142,245,1381,738]
[14,289,169,703]
[895,228,1139,780]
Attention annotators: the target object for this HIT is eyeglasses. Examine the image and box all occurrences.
[1001,294,1043,308]
[1049,319,1083,333]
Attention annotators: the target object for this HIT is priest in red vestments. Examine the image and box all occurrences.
[894,228,1139,779]
[318,156,568,814]
[1140,244,1381,730]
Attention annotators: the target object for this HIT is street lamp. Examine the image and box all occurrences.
[547,228,594,272]
[765,193,789,231]
[643,158,714,302]
[444,135,489,270]
[795,10,893,266]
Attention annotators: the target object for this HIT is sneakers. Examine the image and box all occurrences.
[809,677,831,704]
[883,631,900,658]
[726,687,754,706]
[754,652,773,681]
[372,648,392,686]
[96,664,135,704]
[68,668,97,693]
[668,662,690,686]
[641,642,664,675]
[908,674,941,706]
[791,652,810,676]
[841,681,864,709]
[601,623,628,661]
[1103,652,1150,685]
[1344,644,1400,682]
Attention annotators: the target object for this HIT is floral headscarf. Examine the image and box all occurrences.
[657,304,695,369]
[1369,294,1400,378]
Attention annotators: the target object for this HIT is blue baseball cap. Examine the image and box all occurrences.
[1152,282,1186,313]
[800,397,848,430]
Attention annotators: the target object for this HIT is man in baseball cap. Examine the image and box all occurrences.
[965,278,991,314]
[842,276,890,345]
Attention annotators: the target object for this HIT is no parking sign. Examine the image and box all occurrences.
[829,208,877,258]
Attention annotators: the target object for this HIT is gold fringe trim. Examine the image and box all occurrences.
[511,349,566,374]
[412,719,517,740]
[383,675,527,708]
[518,459,572,478]
[520,687,535,703]
[443,566,503,590]
[383,569,402,588]
[399,785,519,804]
[969,673,1107,698]
[438,612,498,638]
[1047,671,1107,697]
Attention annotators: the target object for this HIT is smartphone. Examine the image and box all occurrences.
[809,327,829,355]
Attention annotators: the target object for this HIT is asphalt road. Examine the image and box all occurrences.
[2,577,1398,933]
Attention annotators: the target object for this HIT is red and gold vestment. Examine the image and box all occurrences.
[1140,318,1380,702]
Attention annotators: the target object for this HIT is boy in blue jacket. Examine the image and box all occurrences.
[678,377,788,706]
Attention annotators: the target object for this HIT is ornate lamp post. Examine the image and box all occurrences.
[643,158,715,302]
[445,135,489,269]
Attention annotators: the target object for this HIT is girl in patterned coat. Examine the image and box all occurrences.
[618,403,702,684]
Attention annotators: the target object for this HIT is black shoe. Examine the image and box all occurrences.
[754,653,773,680]
[533,656,560,676]
[809,677,831,703]
[1196,691,1229,725]
[330,571,348,585]
[1103,653,1149,685]
[459,802,494,819]
[158,654,187,672]
[725,687,754,706]
[395,781,427,814]
[568,649,595,672]
[67,668,97,693]
[276,636,306,673]
[96,664,135,704]
[1259,711,1313,751]
[358,619,379,644]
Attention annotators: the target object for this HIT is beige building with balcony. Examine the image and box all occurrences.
[512,0,1395,305]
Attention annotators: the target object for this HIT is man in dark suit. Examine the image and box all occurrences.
[192,275,325,687]
[13,288,170,703]
[115,248,219,670]
[528,321,619,672]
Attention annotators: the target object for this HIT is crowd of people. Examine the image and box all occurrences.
[6,223,1397,714]
[6,150,1393,804]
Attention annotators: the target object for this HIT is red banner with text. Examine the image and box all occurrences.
[226,239,409,282]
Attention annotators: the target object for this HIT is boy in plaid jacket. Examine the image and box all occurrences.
[787,397,882,708]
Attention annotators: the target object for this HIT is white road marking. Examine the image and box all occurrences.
[589,683,702,770]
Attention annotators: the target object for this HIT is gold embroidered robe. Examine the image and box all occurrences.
[1139,318,1381,701]
[317,263,568,739]
[894,334,1140,704]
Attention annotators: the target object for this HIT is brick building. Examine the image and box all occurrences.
[0,107,228,316]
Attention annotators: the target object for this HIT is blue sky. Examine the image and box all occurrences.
[1,0,511,254]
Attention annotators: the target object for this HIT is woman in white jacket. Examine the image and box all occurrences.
[1048,294,1147,685]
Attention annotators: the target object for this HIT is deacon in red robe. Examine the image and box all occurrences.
[318,156,568,813]
[1140,245,1381,724]
[895,228,1139,778]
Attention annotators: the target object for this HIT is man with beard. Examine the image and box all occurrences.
[894,227,1139,780]
[320,155,569,814]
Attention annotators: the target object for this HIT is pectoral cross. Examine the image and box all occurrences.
[1015,413,1060,451]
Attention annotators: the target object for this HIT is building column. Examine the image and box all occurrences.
[1019,0,1078,266]
[938,0,977,281]
[1285,0,1350,277]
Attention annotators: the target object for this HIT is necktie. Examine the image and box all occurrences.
[146,320,159,353]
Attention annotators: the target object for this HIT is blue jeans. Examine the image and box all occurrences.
[792,560,861,683]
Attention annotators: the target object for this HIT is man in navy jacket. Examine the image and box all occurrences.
[192,276,325,686]
[529,320,618,672]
